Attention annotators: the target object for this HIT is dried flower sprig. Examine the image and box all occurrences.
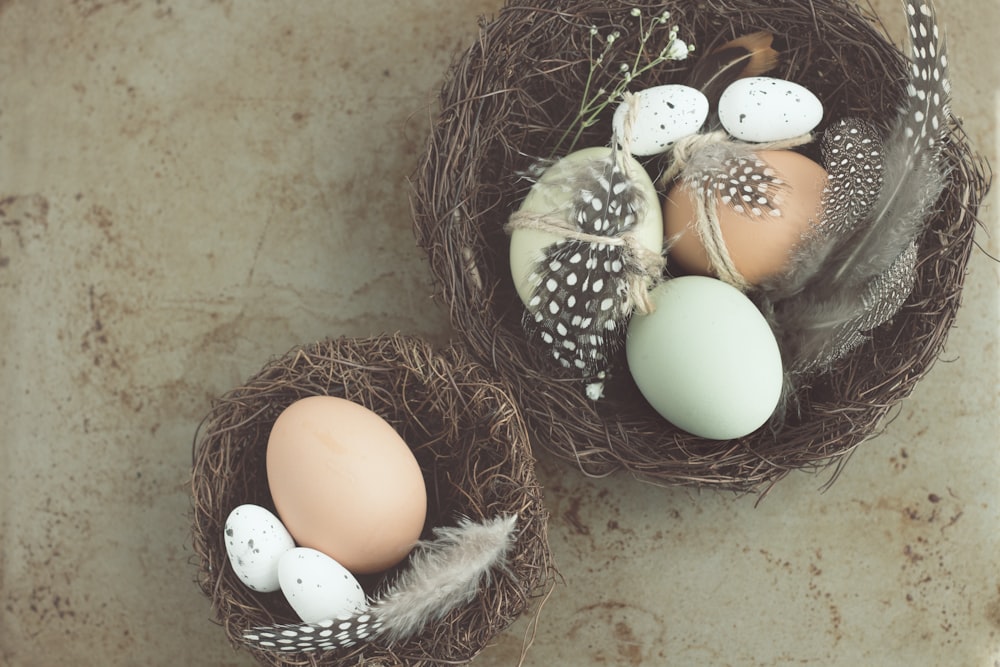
[554,9,694,155]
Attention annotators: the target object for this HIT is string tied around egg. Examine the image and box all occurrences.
[660,130,815,292]
[659,130,815,185]
[616,91,643,160]
[504,210,666,316]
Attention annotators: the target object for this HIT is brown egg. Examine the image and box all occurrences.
[663,150,828,285]
[266,396,427,575]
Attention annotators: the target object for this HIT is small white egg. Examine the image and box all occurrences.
[625,276,783,439]
[224,504,296,593]
[278,547,368,623]
[718,76,823,143]
[613,84,709,156]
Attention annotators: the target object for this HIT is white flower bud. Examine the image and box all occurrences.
[665,38,689,61]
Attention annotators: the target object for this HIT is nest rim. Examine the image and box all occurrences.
[410,0,991,491]
[191,333,554,667]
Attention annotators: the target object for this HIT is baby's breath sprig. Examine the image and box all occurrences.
[554,8,694,156]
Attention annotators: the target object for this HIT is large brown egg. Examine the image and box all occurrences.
[663,150,828,285]
[266,396,427,574]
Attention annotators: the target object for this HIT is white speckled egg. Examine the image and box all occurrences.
[718,77,823,143]
[224,504,296,593]
[278,548,368,623]
[625,276,783,439]
[612,85,709,156]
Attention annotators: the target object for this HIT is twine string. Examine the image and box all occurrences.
[660,131,814,186]
[617,91,641,157]
[506,129,666,313]
[505,209,665,315]
[693,182,753,291]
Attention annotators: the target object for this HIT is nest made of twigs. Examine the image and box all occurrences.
[191,334,553,667]
[411,0,990,491]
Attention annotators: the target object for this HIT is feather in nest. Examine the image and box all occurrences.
[687,30,780,114]
[241,514,518,654]
[756,0,951,406]
[373,514,518,643]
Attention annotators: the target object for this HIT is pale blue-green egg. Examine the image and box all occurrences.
[625,276,783,439]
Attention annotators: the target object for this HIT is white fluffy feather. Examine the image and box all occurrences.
[374,514,518,643]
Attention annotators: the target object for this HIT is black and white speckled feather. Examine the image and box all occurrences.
[679,141,788,219]
[758,0,950,379]
[522,144,649,399]
[243,612,382,653]
[819,118,885,235]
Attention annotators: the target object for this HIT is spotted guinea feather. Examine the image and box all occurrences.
[685,147,787,218]
[242,612,382,654]
[522,143,647,397]
[758,0,949,379]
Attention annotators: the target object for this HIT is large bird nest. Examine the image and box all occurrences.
[410,0,990,491]
[191,334,553,666]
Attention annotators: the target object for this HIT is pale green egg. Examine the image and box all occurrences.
[625,276,783,439]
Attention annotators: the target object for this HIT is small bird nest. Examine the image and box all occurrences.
[411,0,989,490]
[191,334,553,666]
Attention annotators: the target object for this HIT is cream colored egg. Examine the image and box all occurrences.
[266,396,427,575]
[509,146,662,307]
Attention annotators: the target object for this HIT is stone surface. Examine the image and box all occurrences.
[1,1,997,665]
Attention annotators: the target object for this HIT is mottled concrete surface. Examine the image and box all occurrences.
[1,1,997,665]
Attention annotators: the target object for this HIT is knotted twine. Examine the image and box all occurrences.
[503,208,667,315]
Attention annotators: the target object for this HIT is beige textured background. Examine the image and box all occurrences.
[1,1,997,665]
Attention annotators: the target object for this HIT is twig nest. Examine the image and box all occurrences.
[191,334,553,666]
[411,0,989,490]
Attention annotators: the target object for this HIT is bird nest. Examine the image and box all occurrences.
[410,0,990,490]
[191,334,553,666]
